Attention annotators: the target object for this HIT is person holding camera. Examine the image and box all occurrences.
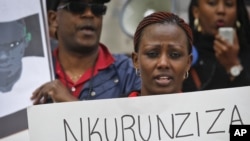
[183,0,250,92]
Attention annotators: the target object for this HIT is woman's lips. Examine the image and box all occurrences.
[216,20,225,27]
[155,76,172,86]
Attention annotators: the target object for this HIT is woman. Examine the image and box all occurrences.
[130,11,193,96]
[183,0,250,92]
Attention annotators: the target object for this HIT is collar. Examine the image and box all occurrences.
[53,43,115,98]
[128,90,140,97]
[95,43,115,70]
[53,43,115,73]
[128,90,182,97]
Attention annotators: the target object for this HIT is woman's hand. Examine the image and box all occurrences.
[213,30,241,73]
[31,79,78,105]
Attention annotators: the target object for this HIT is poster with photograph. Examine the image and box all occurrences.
[0,0,52,139]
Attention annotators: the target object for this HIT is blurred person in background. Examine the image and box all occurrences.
[183,0,250,92]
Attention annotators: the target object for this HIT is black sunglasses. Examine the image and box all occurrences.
[57,2,107,16]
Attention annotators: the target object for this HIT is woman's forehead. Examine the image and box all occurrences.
[142,23,187,40]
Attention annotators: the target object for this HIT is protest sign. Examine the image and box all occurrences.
[28,86,250,141]
[0,0,52,140]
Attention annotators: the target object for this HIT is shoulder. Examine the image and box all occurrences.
[112,54,134,68]
[113,54,131,62]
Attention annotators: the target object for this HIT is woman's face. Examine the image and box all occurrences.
[193,0,237,35]
[132,23,192,96]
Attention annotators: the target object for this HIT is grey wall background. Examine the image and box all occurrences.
[100,0,191,54]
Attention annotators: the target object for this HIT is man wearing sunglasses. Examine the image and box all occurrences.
[31,0,141,104]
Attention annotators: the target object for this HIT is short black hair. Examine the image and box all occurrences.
[134,12,193,54]
[46,0,110,11]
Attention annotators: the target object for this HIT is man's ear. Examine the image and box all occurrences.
[132,52,139,69]
[48,10,57,26]
[48,10,57,38]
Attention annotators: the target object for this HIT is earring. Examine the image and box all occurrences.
[184,71,189,79]
[135,68,141,77]
[194,18,202,32]
[236,20,241,29]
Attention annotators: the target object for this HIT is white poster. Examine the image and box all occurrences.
[27,86,250,141]
[0,0,52,139]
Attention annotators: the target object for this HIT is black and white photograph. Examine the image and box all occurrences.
[0,0,52,140]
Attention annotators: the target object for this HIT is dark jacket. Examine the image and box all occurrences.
[77,54,141,100]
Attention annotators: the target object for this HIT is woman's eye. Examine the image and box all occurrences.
[169,52,181,59]
[225,2,234,7]
[146,52,159,58]
[207,0,216,6]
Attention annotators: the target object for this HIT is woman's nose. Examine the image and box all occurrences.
[157,54,169,69]
[216,3,226,15]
